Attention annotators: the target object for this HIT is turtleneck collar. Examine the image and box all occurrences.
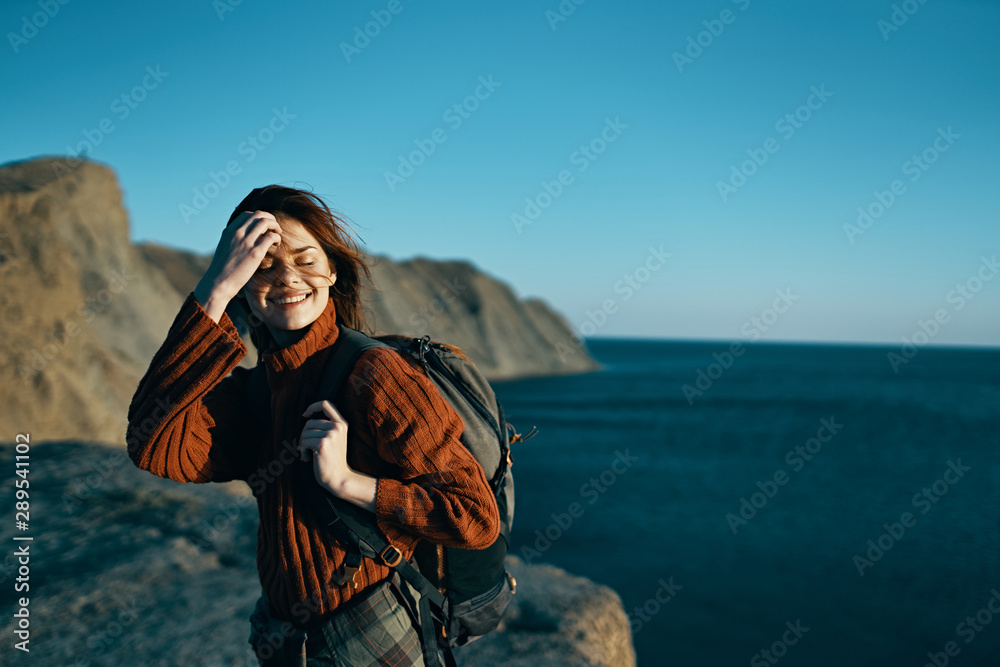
[260,295,340,373]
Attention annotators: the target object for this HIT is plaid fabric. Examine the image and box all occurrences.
[311,579,425,666]
[250,579,426,667]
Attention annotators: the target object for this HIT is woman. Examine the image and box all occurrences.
[125,186,501,666]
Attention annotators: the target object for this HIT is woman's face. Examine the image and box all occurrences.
[240,216,336,347]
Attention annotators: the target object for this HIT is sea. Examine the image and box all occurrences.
[491,339,1000,667]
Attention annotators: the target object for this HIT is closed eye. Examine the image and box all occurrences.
[256,260,315,272]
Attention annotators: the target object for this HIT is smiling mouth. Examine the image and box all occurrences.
[269,291,312,306]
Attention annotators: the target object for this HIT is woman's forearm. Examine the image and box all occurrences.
[324,470,377,513]
[193,280,232,325]
[126,292,252,483]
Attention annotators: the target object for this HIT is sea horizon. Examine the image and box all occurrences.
[582,335,1000,350]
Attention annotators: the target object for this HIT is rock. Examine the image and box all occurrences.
[0,440,635,666]
[363,256,600,379]
[0,155,600,444]
[0,157,188,445]
[453,556,637,667]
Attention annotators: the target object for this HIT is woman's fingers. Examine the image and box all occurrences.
[299,423,334,461]
[227,211,280,256]
[299,401,348,462]
[236,211,282,255]
[204,210,284,299]
[195,207,289,312]
[302,400,347,425]
[245,211,282,241]
[232,209,275,233]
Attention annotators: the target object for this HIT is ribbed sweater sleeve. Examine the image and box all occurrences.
[126,291,256,483]
[351,348,500,550]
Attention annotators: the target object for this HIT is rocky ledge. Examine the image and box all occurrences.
[0,440,635,666]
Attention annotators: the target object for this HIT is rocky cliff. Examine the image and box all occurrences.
[0,157,183,444]
[0,156,599,444]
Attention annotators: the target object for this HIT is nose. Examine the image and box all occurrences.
[271,260,303,286]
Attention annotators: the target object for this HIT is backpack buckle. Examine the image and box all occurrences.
[332,564,361,589]
[380,545,403,567]
[506,571,517,595]
[416,335,431,359]
[508,424,538,444]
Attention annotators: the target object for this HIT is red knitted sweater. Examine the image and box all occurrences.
[126,291,500,628]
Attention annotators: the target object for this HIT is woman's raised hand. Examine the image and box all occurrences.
[193,211,282,323]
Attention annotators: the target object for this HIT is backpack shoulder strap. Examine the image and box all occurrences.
[317,326,388,402]
[244,326,382,425]
[303,326,449,665]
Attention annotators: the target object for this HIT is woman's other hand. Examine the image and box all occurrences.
[299,400,377,512]
[193,210,283,323]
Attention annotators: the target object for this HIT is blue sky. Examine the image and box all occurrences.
[3,0,998,345]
